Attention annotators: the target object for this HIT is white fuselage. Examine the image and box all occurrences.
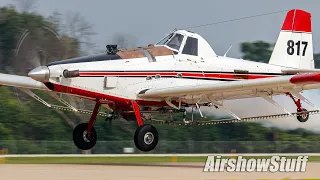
[47,54,285,106]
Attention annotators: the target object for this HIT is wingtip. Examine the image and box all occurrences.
[281,9,311,33]
[290,73,320,84]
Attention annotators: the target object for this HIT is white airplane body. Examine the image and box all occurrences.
[1,9,319,151]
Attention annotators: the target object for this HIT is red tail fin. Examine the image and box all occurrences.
[281,9,311,33]
[269,9,314,69]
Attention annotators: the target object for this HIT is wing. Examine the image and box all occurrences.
[138,73,320,102]
[0,73,47,90]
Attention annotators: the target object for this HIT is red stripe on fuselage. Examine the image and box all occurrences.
[79,71,278,80]
[49,83,131,104]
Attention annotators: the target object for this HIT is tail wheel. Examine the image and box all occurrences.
[134,124,158,152]
[73,123,97,150]
[297,108,309,123]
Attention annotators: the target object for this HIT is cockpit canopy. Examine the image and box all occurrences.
[155,30,216,58]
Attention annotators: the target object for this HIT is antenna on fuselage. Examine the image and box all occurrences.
[171,28,178,33]
[223,45,232,57]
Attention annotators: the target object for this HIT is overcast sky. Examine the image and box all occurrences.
[1,0,320,58]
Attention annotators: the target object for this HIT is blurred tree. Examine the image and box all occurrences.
[314,53,320,68]
[0,6,24,69]
[241,41,320,69]
[58,12,96,56]
[46,11,61,31]
[240,41,273,63]
[0,6,95,134]
[13,0,38,13]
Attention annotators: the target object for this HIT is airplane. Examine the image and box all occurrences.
[0,9,319,152]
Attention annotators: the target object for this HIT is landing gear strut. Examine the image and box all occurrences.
[73,100,159,152]
[73,101,100,150]
[286,93,309,122]
[132,101,159,152]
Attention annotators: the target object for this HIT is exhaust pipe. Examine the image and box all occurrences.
[63,70,79,78]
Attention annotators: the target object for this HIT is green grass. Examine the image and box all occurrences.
[2,155,320,164]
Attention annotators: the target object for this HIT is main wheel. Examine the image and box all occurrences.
[134,124,158,152]
[297,108,309,123]
[73,123,97,150]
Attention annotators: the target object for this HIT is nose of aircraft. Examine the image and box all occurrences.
[28,66,50,82]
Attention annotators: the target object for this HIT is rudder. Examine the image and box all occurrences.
[268,9,314,69]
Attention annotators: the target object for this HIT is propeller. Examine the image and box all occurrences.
[12,23,98,125]
[11,25,65,101]
[13,25,65,76]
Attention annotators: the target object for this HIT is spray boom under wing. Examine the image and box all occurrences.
[282,68,320,74]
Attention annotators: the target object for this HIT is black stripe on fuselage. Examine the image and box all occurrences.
[47,53,122,66]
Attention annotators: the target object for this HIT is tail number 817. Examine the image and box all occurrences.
[287,40,308,56]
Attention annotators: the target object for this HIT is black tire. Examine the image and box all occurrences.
[73,123,97,150]
[297,108,309,123]
[134,124,158,152]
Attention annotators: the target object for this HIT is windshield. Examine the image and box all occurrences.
[166,34,184,51]
[156,33,174,45]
